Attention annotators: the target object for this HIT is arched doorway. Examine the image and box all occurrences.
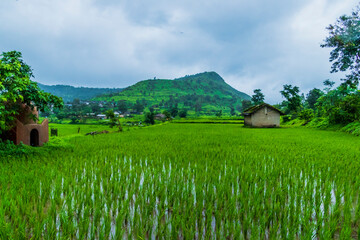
[30,129,39,147]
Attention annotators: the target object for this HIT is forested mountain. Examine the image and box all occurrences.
[94,72,251,114]
[37,83,123,103]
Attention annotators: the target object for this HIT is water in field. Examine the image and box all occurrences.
[1,124,360,239]
[39,156,353,239]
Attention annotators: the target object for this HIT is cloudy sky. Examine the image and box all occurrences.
[0,0,356,103]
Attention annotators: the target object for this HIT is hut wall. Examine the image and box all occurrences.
[251,107,280,127]
[244,116,252,126]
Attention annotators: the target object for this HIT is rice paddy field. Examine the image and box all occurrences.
[1,124,360,239]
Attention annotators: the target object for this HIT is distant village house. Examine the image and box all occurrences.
[96,114,107,120]
[154,113,167,121]
[242,103,284,128]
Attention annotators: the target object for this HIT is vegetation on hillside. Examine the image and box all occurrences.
[38,83,124,103]
[93,72,251,115]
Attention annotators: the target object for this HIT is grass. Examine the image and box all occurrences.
[1,124,360,239]
[49,123,115,137]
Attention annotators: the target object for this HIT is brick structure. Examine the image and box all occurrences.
[3,104,49,146]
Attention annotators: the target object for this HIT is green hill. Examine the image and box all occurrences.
[38,83,123,103]
[94,72,251,114]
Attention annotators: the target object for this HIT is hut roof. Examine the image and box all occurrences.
[242,103,285,116]
[155,113,166,118]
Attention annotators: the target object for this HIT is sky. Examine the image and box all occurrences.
[0,0,356,103]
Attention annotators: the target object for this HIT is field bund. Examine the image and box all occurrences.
[1,124,360,239]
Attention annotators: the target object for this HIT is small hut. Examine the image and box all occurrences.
[242,103,284,128]
[2,104,49,146]
[154,113,167,121]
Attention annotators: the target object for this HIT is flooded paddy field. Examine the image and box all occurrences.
[1,124,360,239]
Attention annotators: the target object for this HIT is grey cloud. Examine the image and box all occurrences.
[0,0,356,102]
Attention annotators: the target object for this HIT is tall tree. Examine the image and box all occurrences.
[144,112,155,125]
[105,109,122,131]
[280,84,302,113]
[251,89,265,105]
[133,100,144,113]
[0,51,63,134]
[170,106,178,117]
[241,100,252,111]
[117,100,128,113]
[306,88,323,110]
[321,5,360,88]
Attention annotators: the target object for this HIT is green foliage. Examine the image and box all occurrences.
[251,89,265,105]
[298,109,315,122]
[117,100,128,113]
[178,109,187,118]
[162,110,171,119]
[341,121,360,136]
[38,83,123,103]
[306,117,331,129]
[105,109,123,131]
[0,140,29,157]
[70,117,79,124]
[144,112,155,125]
[0,51,63,134]
[93,72,251,115]
[321,5,360,88]
[306,88,323,110]
[323,79,335,92]
[240,99,252,112]
[215,110,222,117]
[280,84,302,114]
[133,100,145,113]
[316,88,360,124]
[230,107,235,116]
[281,115,292,123]
[48,123,114,137]
[338,91,360,122]
[170,106,178,117]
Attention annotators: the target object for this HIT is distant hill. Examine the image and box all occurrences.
[94,72,251,114]
[38,83,123,103]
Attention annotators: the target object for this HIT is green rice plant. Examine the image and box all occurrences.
[1,124,360,238]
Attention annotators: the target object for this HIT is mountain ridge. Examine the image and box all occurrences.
[94,71,251,114]
[37,83,124,102]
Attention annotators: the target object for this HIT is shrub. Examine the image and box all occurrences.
[298,109,314,122]
[281,115,292,123]
[0,140,29,157]
[144,112,155,125]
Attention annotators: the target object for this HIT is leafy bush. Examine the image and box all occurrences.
[298,109,314,122]
[281,115,292,123]
[307,117,330,129]
[178,109,187,118]
[144,112,155,125]
[341,121,360,136]
[0,140,30,158]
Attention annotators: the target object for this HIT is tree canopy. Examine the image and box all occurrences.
[321,5,360,88]
[0,51,63,134]
[280,84,302,114]
[251,89,265,105]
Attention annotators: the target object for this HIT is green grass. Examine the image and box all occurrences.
[172,119,244,124]
[1,124,360,239]
[49,123,115,137]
